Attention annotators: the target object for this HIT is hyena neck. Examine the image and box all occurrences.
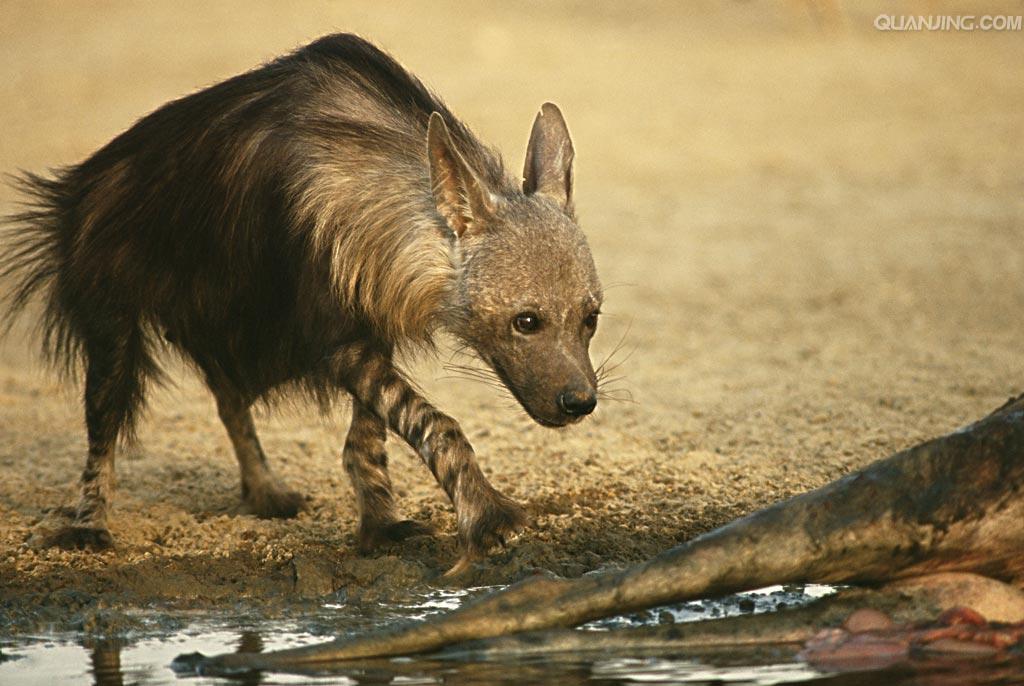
[433,239,477,345]
[325,199,484,351]
[393,166,517,350]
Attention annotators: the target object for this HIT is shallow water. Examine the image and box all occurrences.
[2,584,1022,685]
[1,633,825,686]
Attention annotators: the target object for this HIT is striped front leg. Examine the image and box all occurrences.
[333,345,527,565]
[343,400,433,552]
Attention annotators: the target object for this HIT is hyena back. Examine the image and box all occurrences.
[0,34,603,567]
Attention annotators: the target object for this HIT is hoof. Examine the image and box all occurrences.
[45,525,115,551]
[358,519,434,554]
[245,487,305,519]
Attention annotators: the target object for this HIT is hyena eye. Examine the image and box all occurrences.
[512,312,541,334]
[583,311,599,331]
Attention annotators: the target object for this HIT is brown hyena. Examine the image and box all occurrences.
[0,34,603,569]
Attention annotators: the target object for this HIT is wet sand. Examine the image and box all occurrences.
[1,1,1022,630]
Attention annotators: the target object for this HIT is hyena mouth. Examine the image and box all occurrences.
[539,414,584,428]
[489,361,576,428]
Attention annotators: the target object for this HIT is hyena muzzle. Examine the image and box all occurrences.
[0,33,603,570]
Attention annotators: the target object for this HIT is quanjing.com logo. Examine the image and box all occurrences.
[874,14,1023,31]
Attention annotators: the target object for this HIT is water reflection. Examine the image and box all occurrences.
[86,639,124,686]
[233,633,264,686]
[57,630,1024,686]
[4,584,1021,686]
[58,633,819,686]
[83,631,282,686]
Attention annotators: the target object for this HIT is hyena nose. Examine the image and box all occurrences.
[558,389,597,417]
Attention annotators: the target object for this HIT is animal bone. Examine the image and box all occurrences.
[185,394,1024,674]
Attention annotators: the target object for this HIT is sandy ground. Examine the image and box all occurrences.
[1,1,1022,631]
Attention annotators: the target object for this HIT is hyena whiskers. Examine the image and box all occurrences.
[593,319,636,405]
[0,33,604,570]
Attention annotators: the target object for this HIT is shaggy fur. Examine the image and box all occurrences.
[0,34,603,564]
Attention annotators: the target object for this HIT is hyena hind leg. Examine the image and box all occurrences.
[47,325,151,550]
[343,401,433,553]
[209,384,305,519]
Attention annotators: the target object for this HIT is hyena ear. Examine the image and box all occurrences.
[427,112,497,238]
[522,102,574,212]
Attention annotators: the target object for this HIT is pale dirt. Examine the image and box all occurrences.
[1,1,1022,630]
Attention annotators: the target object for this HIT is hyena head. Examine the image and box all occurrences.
[429,104,602,428]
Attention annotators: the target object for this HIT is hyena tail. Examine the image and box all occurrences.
[0,169,158,443]
[0,170,81,374]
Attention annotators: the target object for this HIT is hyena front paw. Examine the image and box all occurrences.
[462,491,528,557]
[45,525,115,551]
[445,496,527,578]
[357,518,435,554]
[244,484,305,519]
